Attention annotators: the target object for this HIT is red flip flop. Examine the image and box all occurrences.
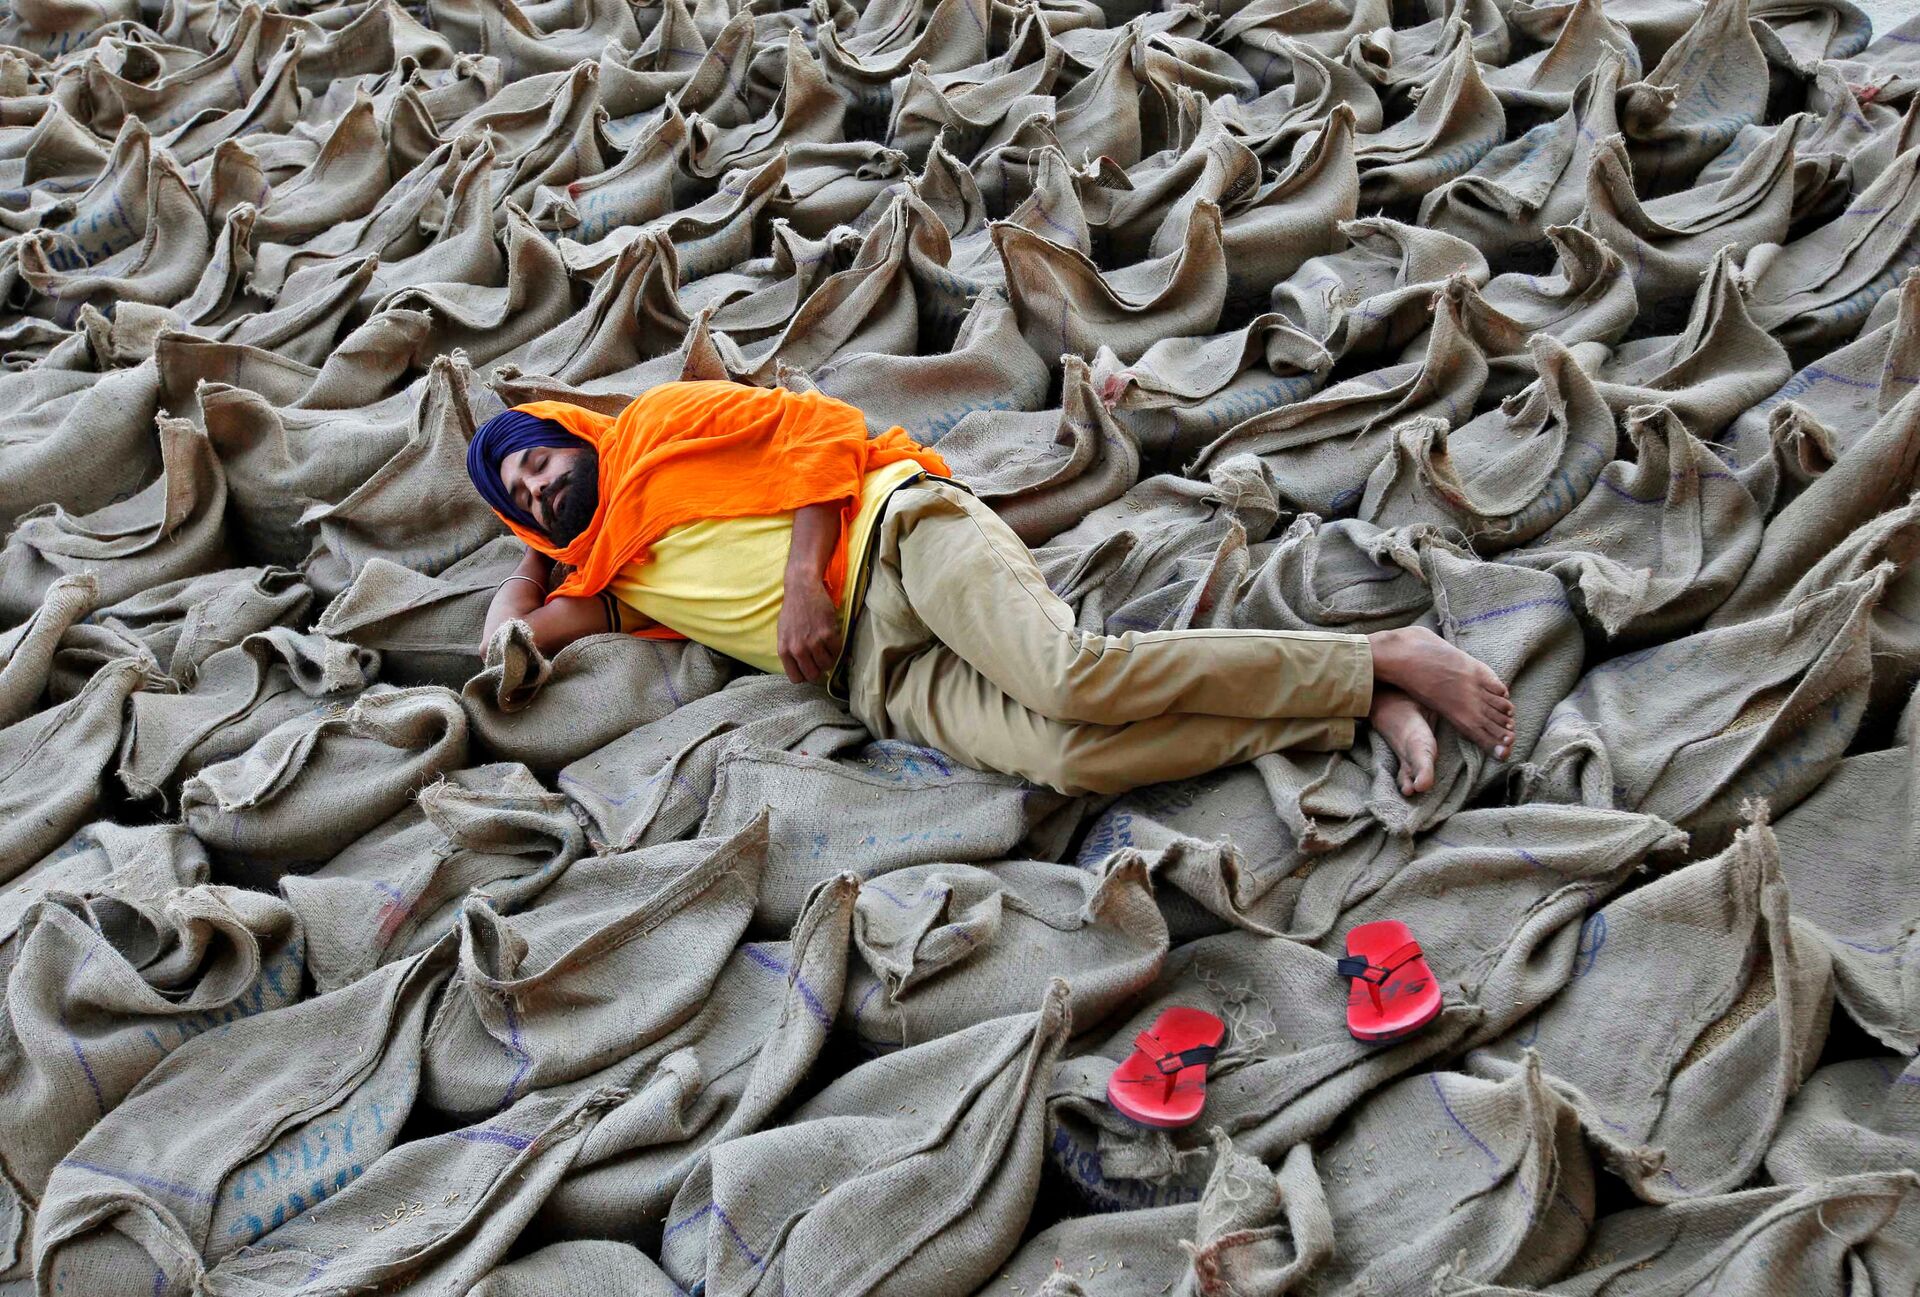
[1339,920,1442,1043]
[1106,1006,1226,1129]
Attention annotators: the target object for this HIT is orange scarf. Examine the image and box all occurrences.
[502,382,949,615]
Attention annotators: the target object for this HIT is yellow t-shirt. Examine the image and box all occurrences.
[609,459,925,675]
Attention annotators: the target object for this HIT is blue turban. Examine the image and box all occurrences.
[467,409,585,531]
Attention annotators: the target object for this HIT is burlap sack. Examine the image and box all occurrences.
[696,741,1073,933]
[847,853,1165,1051]
[1353,33,1505,207]
[1523,569,1884,836]
[31,942,453,1295]
[0,656,150,886]
[0,882,302,1280]
[934,355,1140,544]
[1504,403,1773,641]
[0,360,159,535]
[814,289,1054,444]
[180,683,470,881]
[463,619,729,774]
[533,873,856,1239]
[89,565,309,687]
[1269,216,1490,363]
[1187,281,1490,516]
[1768,693,1920,1051]
[420,814,769,1118]
[282,763,583,994]
[0,571,91,725]
[1618,0,1768,196]
[996,1136,1330,1297]
[1359,335,1614,551]
[467,1240,684,1297]
[117,625,379,803]
[661,980,1070,1297]
[0,415,229,624]
[18,147,213,320]
[1472,817,1832,1203]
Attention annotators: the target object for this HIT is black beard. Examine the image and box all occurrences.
[540,448,601,546]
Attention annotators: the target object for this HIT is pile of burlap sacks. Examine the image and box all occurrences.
[0,0,1917,1290]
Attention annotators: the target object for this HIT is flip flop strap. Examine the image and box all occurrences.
[1336,940,1424,985]
[1133,1029,1220,1075]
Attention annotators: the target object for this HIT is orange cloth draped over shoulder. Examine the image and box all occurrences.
[503,382,950,620]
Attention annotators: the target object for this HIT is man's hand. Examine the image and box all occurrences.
[777,578,843,685]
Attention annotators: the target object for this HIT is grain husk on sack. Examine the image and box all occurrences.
[846,853,1166,1051]
[31,942,452,1297]
[696,742,1073,933]
[1471,816,1832,1203]
[660,980,1070,1297]
[180,683,469,883]
[0,882,302,1282]
[282,763,584,995]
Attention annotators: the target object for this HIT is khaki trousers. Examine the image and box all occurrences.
[842,479,1374,795]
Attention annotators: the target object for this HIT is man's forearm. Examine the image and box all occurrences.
[482,548,553,645]
[786,501,843,592]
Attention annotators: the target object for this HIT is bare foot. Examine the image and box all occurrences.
[1366,626,1516,759]
[1371,688,1438,796]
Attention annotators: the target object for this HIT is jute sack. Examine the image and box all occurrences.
[282,763,587,995]
[315,536,523,688]
[994,1136,1332,1297]
[558,674,864,852]
[1300,1057,1593,1293]
[31,941,454,1296]
[0,883,303,1279]
[1588,247,1792,440]
[660,981,1070,1297]
[1047,930,1477,1208]
[0,360,159,535]
[299,356,509,606]
[1521,568,1884,838]
[0,823,207,983]
[1268,217,1489,364]
[1358,335,1614,553]
[197,1085,626,1297]
[420,814,768,1120]
[1470,817,1833,1203]
[380,204,583,368]
[0,656,150,887]
[533,874,856,1241]
[846,853,1166,1051]
[0,572,92,726]
[697,743,1073,934]
[1352,32,1505,207]
[467,1240,684,1297]
[89,566,310,688]
[813,290,1055,446]
[1769,692,1920,1052]
[1186,281,1490,517]
[1480,0,1640,118]
[1616,0,1769,196]
[180,683,470,882]
[117,627,380,803]
[0,415,229,625]
[1502,403,1772,642]
[1439,1173,1920,1296]
[463,617,731,775]
[1746,139,1920,365]
[932,355,1141,545]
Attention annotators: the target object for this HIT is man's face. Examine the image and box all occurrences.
[501,444,590,536]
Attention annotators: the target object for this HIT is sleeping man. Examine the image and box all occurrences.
[467,380,1516,796]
